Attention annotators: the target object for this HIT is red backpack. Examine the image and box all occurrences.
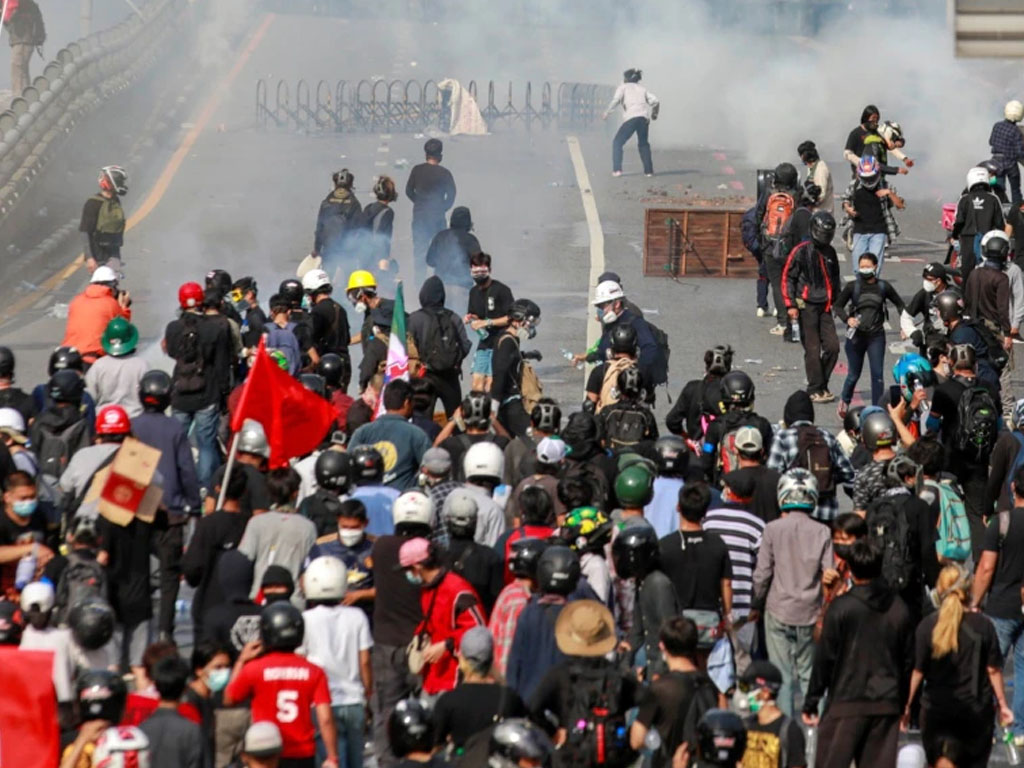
[761,191,796,258]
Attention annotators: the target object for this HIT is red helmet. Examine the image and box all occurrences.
[96,405,130,436]
[178,282,204,309]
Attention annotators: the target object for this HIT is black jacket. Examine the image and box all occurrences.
[782,240,840,309]
[426,228,481,287]
[804,578,914,717]
[314,187,362,256]
[965,263,1012,334]
[492,331,523,404]
[406,163,456,222]
[408,276,472,374]
[666,374,723,440]
[952,187,1005,238]
[701,410,774,482]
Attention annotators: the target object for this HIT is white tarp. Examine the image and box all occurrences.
[438,78,488,136]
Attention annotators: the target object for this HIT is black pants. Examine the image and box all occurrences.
[815,712,899,768]
[426,370,463,417]
[763,256,787,326]
[498,398,531,439]
[959,234,978,284]
[1001,165,1023,205]
[412,214,445,288]
[800,303,839,394]
[372,643,415,768]
[279,758,314,768]
[153,522,184,636]
[756,259,770,311]
[612,116,653,174]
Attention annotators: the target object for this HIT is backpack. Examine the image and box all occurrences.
[597,358,634,413]
[421,310,463,372]
[760,191,796,259]
[521,359,543,415]
[793,425,835,494]
[717,425,746,476]
[373,332,423,377]
[679,674,720,761]
[865,492,914,592]
[562,460,610,513]
[924,479,971,562]
[10,0,45,46]
[602,404,650,451]
[562,663,634,768]
[266,322,300,373]
[171,313,207,396]
[741,206,761,256]
[965,319,1010,372]
[55,550,107,625]
[645,320,670,388]
[954,384,999,460]
[36,417,89,488]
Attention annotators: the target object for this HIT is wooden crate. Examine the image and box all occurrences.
[643,207,758,278]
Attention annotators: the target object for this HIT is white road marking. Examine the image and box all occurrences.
[566,136,604,395]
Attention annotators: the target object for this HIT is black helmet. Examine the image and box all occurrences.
[462,391,491,429]
[609,323,638,356]
[332,169,354,189]
[696,709,747,766]
[48,346,84,375]
[720,370,755,408]
[773,162,798,189]
[530,400,562,433]
[861,410,896,451]
[49,369,85,404]
[205,269,233,295]
[617,367,643,400]
[982,230,1011,262]
[536,544,580,596]
[349,446,384,485]
[611,523,659,579]
[934,290,964,323]
[842,405,866,435]
[509,536,549,579]
[509,298,541,324]
[315,450,351,493]
[809,211,837,246]
[705,344,733,375]
[317,353,349,390]
[623,68,641,83]
[69,598,115,651]
[654,435,688,476]
[489,719,554,768]
[388,698,434,757]
[279,279,304,308]
[950,343,977,371]
[0,347,13,378]
[76,669,128,722]
[299,373,327,399]
[138,369,172,411]
[260,601,304,651]
[0,600,22,644]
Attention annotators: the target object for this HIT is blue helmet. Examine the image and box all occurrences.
[892,353,934,402]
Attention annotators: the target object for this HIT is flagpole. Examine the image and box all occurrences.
[215,433,239,511]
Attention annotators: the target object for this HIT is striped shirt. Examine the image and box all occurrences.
[703,504,765,618]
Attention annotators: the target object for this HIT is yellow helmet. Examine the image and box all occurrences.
[346,270,377,293]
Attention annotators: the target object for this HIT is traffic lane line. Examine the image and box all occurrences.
[0,13,276,326]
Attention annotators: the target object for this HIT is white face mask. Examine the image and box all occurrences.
[923,279,937,293]
[339,527,364,547]
[354,301,367,314]
[858,268,876,278]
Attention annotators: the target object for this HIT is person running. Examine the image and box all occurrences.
[603,68,659,177]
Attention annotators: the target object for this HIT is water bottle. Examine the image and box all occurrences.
[561,348,583,370]
[790,318,801,343]
[1001,725,1021,765]
[804,725,817,768]
[642,728,662,756]
[14,542,37,590]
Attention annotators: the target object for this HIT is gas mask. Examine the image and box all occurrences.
[516,323,537,342]
[596,302,618,325]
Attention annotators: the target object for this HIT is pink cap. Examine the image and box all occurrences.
[398,537,431,568]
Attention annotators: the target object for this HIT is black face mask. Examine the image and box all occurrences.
[833,543,853,562]
[264,592,292,605]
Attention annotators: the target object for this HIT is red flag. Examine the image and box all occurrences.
[231,338,339,467]
[0,647,58,768]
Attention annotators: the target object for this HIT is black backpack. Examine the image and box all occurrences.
[965,319,1010,372]
[55,551,107,625]
[645,321,670,387]
[561,663,635,768]
[866,491,914,592]
[954,383,999,460]
[678,673,720,762]
[421,309,464,372]
[172,313,207,396]
[562,460,610,514]
[793,425,835,494]
[602,404,650,451]
[37,417,89,486]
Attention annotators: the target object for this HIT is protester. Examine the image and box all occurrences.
[349,380,431,490]
[604,68,659,177]
[61,267,132,366]
[139,654,209,768]
[407,139,457,287]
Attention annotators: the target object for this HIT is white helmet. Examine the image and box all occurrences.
[878,120,902,144]
[393,490,434,527]
[0,406,25,434]
[592,280,625,306]
[237,419,270,459]
[966,167,990,189]
[20,581,55,613]
[91,265,118,284]
[304,556,348,601]
[443,488,479,536]
[93,725,151,768]
[1006,100,1024,123]
[463,441,504,482]
[302,268,331,294]
[776,468,819,511]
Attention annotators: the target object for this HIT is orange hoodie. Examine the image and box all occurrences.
[60,284,131,361]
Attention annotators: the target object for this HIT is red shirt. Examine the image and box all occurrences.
[226,651,330,758]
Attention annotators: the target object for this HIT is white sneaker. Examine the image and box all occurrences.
[769,324,786,335]
[756,307,767,317]
[645,173,654,177]
[612,171,623,177]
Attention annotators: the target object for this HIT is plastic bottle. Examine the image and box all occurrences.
[1001,725,1021,765]
[14,542,37,590]
[561,348,583,370]
[804,725,817,768]
[790,318,801,343]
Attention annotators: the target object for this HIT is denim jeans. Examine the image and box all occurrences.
[315,703,365,768]
[840,331,886,406]
[764,612,816,718]
[612,116,653,174]
[171,403,220,491]
[851,232,888,275]
[992,616,1024,736]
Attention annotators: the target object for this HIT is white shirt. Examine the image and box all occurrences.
[20,625,76,702]
[605,83,659,122]
[294,450,321,506]
[300,604,373,706]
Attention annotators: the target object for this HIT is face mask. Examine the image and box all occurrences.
[264,592,291,604]
[472,274,489,285]
[405,571,423,586]
[833,543,853,561]
[858,269,876,279]
[351,297,367,314]
[599,308,618,325]
[516,327,530,342]
[12,499,37,518]
[471,268,490,284]
[206,668,230,692]
[731,689,761,714]
[923,280,937,293]
[339,528,364,547]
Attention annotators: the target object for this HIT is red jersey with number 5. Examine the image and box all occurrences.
[226,651,330,758]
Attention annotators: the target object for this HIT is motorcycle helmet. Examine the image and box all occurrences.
[609,323,638,356]
[48,346,84,375]
[611,523,659,579]
[934,290,965,323]
[260,602,304,651]
[489,719,554,768]
[536,544,581,596]
[614,463,656,507]
[509,537,549,579]
[719,371,755,409]
[317,353,349,390]
[315,450,350,494]
[1006,99,1024,123]
[76,669,128,722]
[205,269,232,296]
[138,370,172,411]
[69,598,115,651]
[842,405,866,435]
[299,373,327,399]
[278,279,304,308]
[304,556,348,601]
[388,698,434,757]
[966,166,990,190]
[776,467,819,512]
[92,726,150,768]
[892,353,934,402]
[463,442,504,484]
[861,410,896,451]
[443,488,479,538]
[857,155,881,189]
[696,709,747,766]
[561,507,612,553]
[809,211,836,246]
[981,230,1011,263]
[178,282,204,310]
[654,435,688,476]
[349,446,384,485]
[392,490,434,528]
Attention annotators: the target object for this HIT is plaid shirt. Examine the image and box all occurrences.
[842,178,901,243]
[991,119,1024,163]
[488,580,530,677]
[765,422,856,521]
[427,480,462,548]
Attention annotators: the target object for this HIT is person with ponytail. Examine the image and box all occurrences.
[901,565,1012,767]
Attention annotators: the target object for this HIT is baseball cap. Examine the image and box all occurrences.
[398,537,431,568]
[460,626,494,666]
[536,436,567,465]
[421,447,452,475]
[738,660,783,692]
[734,426,763,456]
[922,262,948,280]
[243,721,283,757]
